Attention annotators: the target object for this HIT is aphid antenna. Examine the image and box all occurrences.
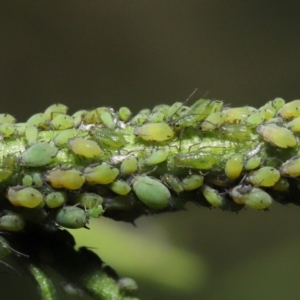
[0,261,22,276]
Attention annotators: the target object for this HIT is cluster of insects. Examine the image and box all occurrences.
[0,97,300,231]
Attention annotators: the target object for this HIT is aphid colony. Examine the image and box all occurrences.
[1,98,300,230]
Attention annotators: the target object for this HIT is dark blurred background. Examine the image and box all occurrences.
[1,1,300,300]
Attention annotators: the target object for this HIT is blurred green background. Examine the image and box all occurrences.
[1,1,300,299]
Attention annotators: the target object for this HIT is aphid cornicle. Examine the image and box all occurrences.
[67,137,102,158]
[7,186,43,208]
[134,123,175,142]
[132,176,170,209]
[256,124,297,148]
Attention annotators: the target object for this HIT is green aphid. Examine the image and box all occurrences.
[0,113,15,124]
[182,174,204,190]
[7,186,43,208]
[285,117,300,133]
[120,156,138,175]
[174,151,217,170]
[45,191,67,208]
[141,149,169,166]
[118,277,138,292]
[245,111,265,127]
[55,206,88,229]
[245,156,262,171]
[161,174,184,193]
[201,185,225,207]
[53,128,78,147]
[221,106,256,124]
[134,123,175,142]
[200,112,225,131]
[269,97,285,111]
[130,113,149,126]
[77,193,104,217]
[147,111,165,123]
[273,177,289,192]
[152,104,170,115]
[118,107,132,122]
[32,172,43,186]
[89,128,126,149]
[247,166,280,187]
[50,114,74,130]
[0,123,15,137]
[26,113,47,128]
[229,184,251,205]
[258,105,276,120]
[25,124,38,146]
[109,179,131,195]
[256,124,297,148]
[172,114,195,130]
[188,99,222,121]
[19,142,59,167]
[22,174,33,186]
[71,109,87,128]
[0,169,13,183]
[264,116,284,125]
[167,102,183,120]
[225,153,244,180]
[132,176,170,209]
[46,168,85,190]
[14,123,27,135]
[84,163,119,185]
[243,187,273,210]
[277,99,300,120]
[44,103,68,120]
[0,211,25,232]
[280,156,300,177]
[100,109,116,129]
[67,137,102,158]
[220,124,253,141]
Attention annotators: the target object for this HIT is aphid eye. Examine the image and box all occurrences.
[132,176,170,209]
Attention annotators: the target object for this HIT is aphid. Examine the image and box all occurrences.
[67,138,102,158]
[229,184,273,209]
[220,124,253,141]
[120,156,138,175]
[201,185,225,207]
[46,168,85,190]
[32,173,43,186]
[221,106,256,124]
[161,174,184,193]
[7,186,43,208]
[45,191,67,208]
[256,124,297,148]
[245,111,265,127]
[264,117,284,125]
[25,124,38,146]
[141,149,169,166]
[285,117,300,133]
[26,113,47,128]
[72,109,87,128]
[50,114,74,130]
[280,156,300,177]
[224,154,244,180]
[174,151,217,170]
[258,104,276,120]
[200,112,225,131]
[99,109,116,129]
[152,104,170,115]
[0,211,25,231]
[22,174,33,186]
[118,277,138,292]
[147,111,165,123]
[19,142,59,167]
[182,174,204,190]
[167,102,183,120]
[130,109,151,126]
[0,123,15,137]
[109,179,131,195]
[134,123,174,142]
[244,156,262,171]
[132,176,170,209]
[77,193,104,217]
[188,99,222,122]
[53,128,78,147]
[277,99,300,120]
[89,128,126,149]
[84,163,119,185]
[0,113,15,124]
[14,123,27,135]
[55,206,88,229]
[44,103,68,120]
[273,177,289,192]
[270,97,285,111]
[247,166,280,187]
[118,107,132,122]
